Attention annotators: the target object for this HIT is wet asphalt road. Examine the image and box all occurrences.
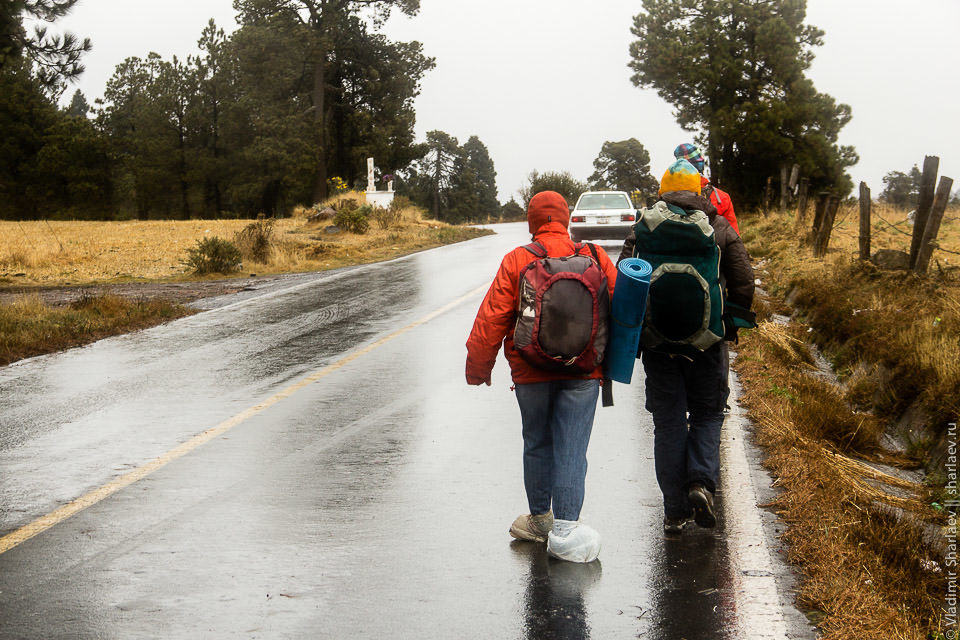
[0,223,816,639]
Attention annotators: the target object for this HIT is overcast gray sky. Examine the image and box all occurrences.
[55,0,959,204]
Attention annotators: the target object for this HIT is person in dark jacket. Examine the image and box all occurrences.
[673,142,743,409]
[620,161,754,534]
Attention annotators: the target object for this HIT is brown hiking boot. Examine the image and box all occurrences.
[688,484,717,528]
[509,511,554,542]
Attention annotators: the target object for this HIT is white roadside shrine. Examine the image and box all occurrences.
[364,157,394,209]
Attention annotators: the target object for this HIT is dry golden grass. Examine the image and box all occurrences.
[735,320,945,639]
[0,193,490,365]
[742,207,960,423]
[734,206,959,638]
[0,192,489,287]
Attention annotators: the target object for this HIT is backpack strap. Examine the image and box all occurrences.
[522,241,548,258]
[578,241,601,264]
[703,183,723,208]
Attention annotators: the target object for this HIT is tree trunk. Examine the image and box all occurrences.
[179,137,190,219]
[311,55,329,205]
[432,151,441,220]
[212,91,222,217]
[707,137,720,184]
[763,176,774,216]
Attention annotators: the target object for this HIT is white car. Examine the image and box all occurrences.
[568,191,637,242]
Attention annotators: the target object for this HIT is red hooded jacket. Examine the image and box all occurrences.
[465,191,619,385]
[701,175,739,235]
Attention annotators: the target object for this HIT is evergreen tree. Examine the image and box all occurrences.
[192,20,231,217]
[65,88,89,117]
[446,135,499,222]
[500,198,525,221]
[0,61,110,219]
[0,0,90,89]
[519,170,587,207]
[588,138,658,196]
[28,108,112,218]
[232,0,427,202]
[0,61,59,218]
[880,165,922,208]
[414,130,460,220]
[629,0,857,205]
[224,12,316,215]
[461,136,499,215]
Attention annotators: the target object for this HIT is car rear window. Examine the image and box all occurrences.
[576,194,632,210]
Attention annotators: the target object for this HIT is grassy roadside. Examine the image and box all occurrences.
[0,293,194,366]
[0,193,493,366]
[733,206,959,638]
[0,194,491,287]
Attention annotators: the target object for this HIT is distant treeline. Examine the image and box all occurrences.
[2,1,506,222]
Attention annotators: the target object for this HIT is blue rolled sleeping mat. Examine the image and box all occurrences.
[603,258,653,384]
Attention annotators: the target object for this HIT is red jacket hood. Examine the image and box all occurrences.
[527,191,570,235]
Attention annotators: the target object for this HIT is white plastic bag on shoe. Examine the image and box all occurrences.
[546,520,601,563]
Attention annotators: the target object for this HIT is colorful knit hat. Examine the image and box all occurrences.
[673,143,706,174]
[659,159,702,195]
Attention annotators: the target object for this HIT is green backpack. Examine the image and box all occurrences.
[632,200,724,358]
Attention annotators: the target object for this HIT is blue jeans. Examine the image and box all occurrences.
[641,345,725,519]
[515,379,600,521]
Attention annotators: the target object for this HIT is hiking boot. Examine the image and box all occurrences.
[688,484,717,528]
[510,510,554,542]
[547,520,601,563]
[663,516,689,535]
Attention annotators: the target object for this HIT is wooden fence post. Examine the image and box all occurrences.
[910,155,940,268]
[859,182,871,261]
[914,175,955,274]
[815,196,840,258]
[779,165,789,212]
[788,164,800,191]
[810,191,829,244]
[795,178,810,228]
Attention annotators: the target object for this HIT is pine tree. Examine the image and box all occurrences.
[232,0,427,202]
[629,0,857,204]
[589,138,658,196]
[0,0,90,89]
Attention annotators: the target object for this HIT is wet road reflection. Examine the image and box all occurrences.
[0,226,811,638]
[513,541,602,640]
[649,504,736,639]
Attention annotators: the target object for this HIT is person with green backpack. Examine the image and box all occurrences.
[618,159,755,535]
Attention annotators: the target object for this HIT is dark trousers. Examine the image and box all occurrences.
[641,344,725,519]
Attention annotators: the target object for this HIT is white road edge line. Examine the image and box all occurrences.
[0,282,490,556]
[721,369,791,638]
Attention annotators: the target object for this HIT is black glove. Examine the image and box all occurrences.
[723,315,739,343]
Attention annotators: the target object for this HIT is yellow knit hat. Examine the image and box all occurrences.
[659,159,702,195]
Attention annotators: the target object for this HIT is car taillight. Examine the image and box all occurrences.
[621,214,636,222]
[571,216,585,223]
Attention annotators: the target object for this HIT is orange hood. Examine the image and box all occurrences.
[527,191,570,235]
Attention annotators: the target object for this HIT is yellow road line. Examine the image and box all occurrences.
[0,283,489,555]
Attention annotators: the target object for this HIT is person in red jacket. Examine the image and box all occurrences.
[465,190,618,563]
[673,143,740,236]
